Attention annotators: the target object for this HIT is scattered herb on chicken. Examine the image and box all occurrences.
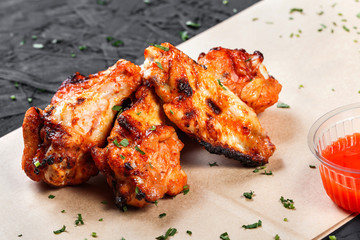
[135,146,145,155]
[149,43,169,51]
[217,79,227,90]
[280,196,295,209]
[113,139,121,148]
[53,225,66,234]
[242,220,262,229]
[155,61,163,70]
[150,125,156,131]
[243,191,254,199]
[120,139,129,147]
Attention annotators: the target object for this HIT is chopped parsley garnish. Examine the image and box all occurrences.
[343,25,350,32]
[276,102,290,108]
[183,185,189,195]
[120,139,129,147]
[180,31,189,41]
[149,162,154,169]
[220,232,230,240]
[357,13,360,19]
[122,205,128,212]
[106,36,114,42]
[101,200,108,204]
[329,236,337,240]
[209,162,219,167]
[135,146,145,155]
[135,186,139,194]
[159,213,166,218]
[217,79,227,90]
[119,154,126,160]
[112,105,122,112]
[309,165,316,169]
[91,232,97,237]
[242,220,262,229]
[186,21,201,28]
[275,234,280,240]
[283,218,288,222]
[27,97,33,103]
[18,234,22,237]
[31,35,37,40]
[61,210,65,213]
[156,227,177,240]
[253,166,266,173]
[154,200,158,206]
[53,225,66,234]
[96,0,107,5]
[186,230,192,236]
[298,84,304,89]
[79,45,87,51]
[155,61,163,70]
[150,125,156,131]
[19,40,25,46]
[48,194,55,199]
[290,8,303,14]
[10,95,16,100]
[71,53,76,58]
[245,58,252,62]
[144,0,150,3]
[75,213,84,226]
[15,82,19,88]
[261,170,273,175]
[318,11,324,15]
[149,43,169,51]
[113,139,121,148]
[98,218,103,221]
[136,111,141,115]
[112,40,124,47]
[34,160,40,167]
[222,0,229,5]
[243,191,254,199]
[280,196,295,209]
[170,110,174,115]
[252,17,259,21]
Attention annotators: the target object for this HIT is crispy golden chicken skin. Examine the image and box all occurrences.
[91,86,187,208]
[142,43,275,166]
[198,47,282,113]
[22,60,142,186]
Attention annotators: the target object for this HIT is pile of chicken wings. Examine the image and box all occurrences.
[22,43,281,208]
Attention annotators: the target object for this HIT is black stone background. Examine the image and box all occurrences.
[0,0,359,239]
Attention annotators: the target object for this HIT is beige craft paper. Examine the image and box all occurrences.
[1,0,360,239]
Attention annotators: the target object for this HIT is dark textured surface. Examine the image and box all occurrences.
[0,0,257,137]
[0,0,358,238]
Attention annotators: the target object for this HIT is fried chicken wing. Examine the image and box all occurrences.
[22,60,142,186]
[142,43,275,166]
[198,47,282,113]
[91,86,187,208]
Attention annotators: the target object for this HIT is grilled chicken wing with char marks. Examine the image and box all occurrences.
[198,47,282,113]
[91,86,187,208]
[22,60,142,186]
[142,43,275,166]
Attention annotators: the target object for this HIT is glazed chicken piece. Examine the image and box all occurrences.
[198,47,282,113]
[91,86,187,208]
[142,43,275,166]
[22,60,142,186]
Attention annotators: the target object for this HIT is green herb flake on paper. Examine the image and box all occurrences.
[209,162,219,167]
[159,213,166,218]
[242,220,262,229]
[220,232,230,240]
[186,230,192,236]
[243,191,254,199]
[277,102,290,108]
[343,25,350,32]
[53,225,66,234]
[290,8,303,14]
[280,196,295,209]
[275,234,280,240]
[183,185,189,195]
[283,217,288,222]
[309,165,316,168]
[156,228,177,240]
[252,18,259,21]
[75,213,84,226]
[298,84,304,89]
[98,218,103,221]
[91,232,97,238]
[318,11,324,16]
[261,170,273,175]
[48,194,55,199]
[357,13,360,19]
